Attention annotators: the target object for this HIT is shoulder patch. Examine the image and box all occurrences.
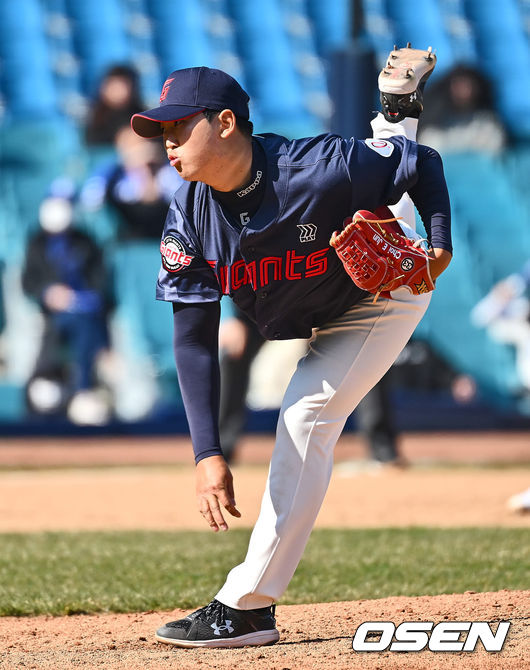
[364,138,395,158]
[160,235,194,273]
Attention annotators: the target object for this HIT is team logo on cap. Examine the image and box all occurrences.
[160,78,175,102]
[160,235,193,272]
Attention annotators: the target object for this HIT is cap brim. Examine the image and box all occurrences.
[131,106,206,138]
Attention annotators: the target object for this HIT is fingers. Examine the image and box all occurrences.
[224,479,242,518]
[218,487,242,519]
[199,491,241,532]
[195,455,241,531]
[200,497,228,532]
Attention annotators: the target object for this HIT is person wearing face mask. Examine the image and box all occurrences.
[21,179,114,424]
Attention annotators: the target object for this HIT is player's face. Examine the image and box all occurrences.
[162,113,221,183]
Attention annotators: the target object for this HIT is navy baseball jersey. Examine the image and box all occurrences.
[157,132,451,340]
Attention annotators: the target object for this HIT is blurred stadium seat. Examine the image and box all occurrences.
[465,0,530,139]
[65,0,130,96]
[109,240,177,378]
[0,0,58,119]
[1,0,530,424]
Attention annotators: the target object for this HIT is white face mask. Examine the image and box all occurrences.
[39,198,73,234]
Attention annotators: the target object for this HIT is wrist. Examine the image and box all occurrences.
[429,248,452,280]
[196,453,226,467]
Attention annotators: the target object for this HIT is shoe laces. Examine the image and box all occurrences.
[203,599,276,621]
[203,599,228,622]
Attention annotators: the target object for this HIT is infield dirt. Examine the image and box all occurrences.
[0,432,529,669]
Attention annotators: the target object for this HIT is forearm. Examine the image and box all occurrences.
[173,301,223,464]
[409,145,452,254]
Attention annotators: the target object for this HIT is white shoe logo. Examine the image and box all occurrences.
[211,620,234,636]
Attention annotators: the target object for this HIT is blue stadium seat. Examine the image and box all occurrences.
[442,153,530,281]
[147,0,215,73]
[42,0,69,13]
[1,0,530,413]
[0,383,25,421]
[502,146,530,210]
[306,0,350,58]
[122,5,164,104]
[227,0,312,134]
[420,212,522,399]
[280,6,331,130]
[0,119,81,261]
[65,0,130,95]
[0,0,43,45]
[0,0,58,118]
[437,0,478,64]
[464,0,530,139]
[109,241,176,376]
[42,6,85,119]
[362,0,397,64]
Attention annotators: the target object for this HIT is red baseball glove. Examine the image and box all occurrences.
[330,208,435,302]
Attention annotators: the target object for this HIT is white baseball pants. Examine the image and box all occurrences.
[215,114,430,610]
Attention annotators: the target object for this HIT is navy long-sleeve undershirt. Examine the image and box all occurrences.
[172,301,223,464]
[410,145,452,253]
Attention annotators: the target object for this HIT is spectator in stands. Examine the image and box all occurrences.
[483,262,530,515]
[85,64,144,146]
[418,64,507,155]
[471,260,530,397]
[391,337,477,404]
[21,179,114,425]
[81,125,183,239]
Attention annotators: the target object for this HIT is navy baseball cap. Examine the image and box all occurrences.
[131,67,250,138]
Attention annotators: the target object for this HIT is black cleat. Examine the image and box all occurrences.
[379,44,437,123]
[155,598,280,648]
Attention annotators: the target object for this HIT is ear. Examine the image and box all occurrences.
[218,109,237,138]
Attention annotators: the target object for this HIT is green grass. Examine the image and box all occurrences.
[0,528,528,616]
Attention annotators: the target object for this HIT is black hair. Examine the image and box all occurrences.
[203,109,254,137]
[85,63,145,145]
[420,63,498,128]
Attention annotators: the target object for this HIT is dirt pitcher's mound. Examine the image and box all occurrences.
[1,590,527,670]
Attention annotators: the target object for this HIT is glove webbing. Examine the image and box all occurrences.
[331,215,404,249]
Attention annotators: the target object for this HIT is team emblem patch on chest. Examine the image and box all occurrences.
[297,223,317,243]
[160,235,193,272]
